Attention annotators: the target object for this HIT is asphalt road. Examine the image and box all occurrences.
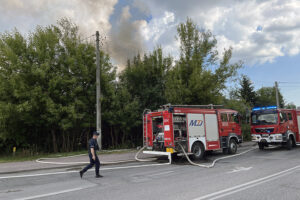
[2,145,300,200]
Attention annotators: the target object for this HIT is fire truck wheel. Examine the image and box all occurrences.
[191,142,204,160]
[286,137,293,150]
[228,139,237,154]
[258,142,264,150]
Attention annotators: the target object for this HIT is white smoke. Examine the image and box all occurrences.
[108,6,147,70]
[0,0,149,70]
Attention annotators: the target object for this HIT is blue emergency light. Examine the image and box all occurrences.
[252,106,277,111]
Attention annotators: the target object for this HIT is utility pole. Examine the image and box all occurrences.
[275,81,280,108]
[96,31,102,149]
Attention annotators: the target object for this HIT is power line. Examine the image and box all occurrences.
[280,86,300,88]
[279,81,300,84]
[251,80,300,84]
[253,80,268,83]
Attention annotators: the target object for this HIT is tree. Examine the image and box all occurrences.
[111,48,172,147]
[223,97,252,141]
[165,18,242,105]
[0,17,247,152]
[285,103,296,109]
[238,75,256,106]
[120,48,172,110]
[255,87,284,108]
[0,19,116,153]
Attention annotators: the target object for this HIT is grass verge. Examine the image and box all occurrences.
[0,149,136,163]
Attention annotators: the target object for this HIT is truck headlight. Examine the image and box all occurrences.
[251,135,257,140]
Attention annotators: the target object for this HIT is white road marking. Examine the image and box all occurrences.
[207,170,296,200]
[227,167,253,174]
[0,171,77,179]
[0,163,170,180]
[100,163,170,171]
[193,164,300,200]
[35,160,89,165]
[35,159,137,165]
[14,187,86,200]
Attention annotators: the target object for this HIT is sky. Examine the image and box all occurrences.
[0,0,300,106]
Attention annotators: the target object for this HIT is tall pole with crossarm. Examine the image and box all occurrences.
[96,31,102,149]
[275,81,280,109]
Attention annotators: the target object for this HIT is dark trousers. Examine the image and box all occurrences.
[82,153,100,175]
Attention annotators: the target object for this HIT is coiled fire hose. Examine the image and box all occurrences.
[135,144,256,168]
[178,143,256,168]
[135,146,158,162]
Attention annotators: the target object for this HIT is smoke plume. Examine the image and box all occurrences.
[108,6,147,70]
[0,0,147,69]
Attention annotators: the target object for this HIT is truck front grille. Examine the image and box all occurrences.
[255,128,274,133]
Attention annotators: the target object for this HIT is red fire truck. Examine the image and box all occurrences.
[143,104,242,160]
[251,106,300,150]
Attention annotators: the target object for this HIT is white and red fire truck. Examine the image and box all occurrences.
[143,104,242,160]
[251,106,300,150]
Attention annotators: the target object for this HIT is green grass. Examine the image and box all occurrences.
[0,149,136,163]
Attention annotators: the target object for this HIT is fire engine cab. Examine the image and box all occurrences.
[143,104,242,160]
[251,106,300,150]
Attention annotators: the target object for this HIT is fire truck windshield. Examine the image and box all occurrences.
[251,112,278,125]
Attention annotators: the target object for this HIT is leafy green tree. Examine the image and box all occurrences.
[255,87,284,108]
[121,48,172,110]
[238,75,256,106]
[165,18,242,105]
[112,48,172,147]
[285,103,296,109]
[0,30,35,152]
[0,19,116,153]
[0,17,251,152]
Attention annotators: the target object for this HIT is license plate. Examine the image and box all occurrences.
[262,134,269,137]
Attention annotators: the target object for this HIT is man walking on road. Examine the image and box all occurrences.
[80,131,103,178]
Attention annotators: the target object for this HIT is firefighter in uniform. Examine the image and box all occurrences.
[80,131,103,178]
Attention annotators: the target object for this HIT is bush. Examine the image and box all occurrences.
[242,123,251,141]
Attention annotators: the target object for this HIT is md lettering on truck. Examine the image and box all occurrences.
[189,120,203,127]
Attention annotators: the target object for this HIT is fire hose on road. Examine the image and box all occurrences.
[178,143,257,168]
[135,144,257,168]
[135,146,160,162]
[37,143,259,167]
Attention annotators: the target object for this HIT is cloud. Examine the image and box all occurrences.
[132,0,150,16]
[0,0,118,35]
[2,0,300,68]
[142,11,176,42]
[140,0,300,65]
[140,11,179,60]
